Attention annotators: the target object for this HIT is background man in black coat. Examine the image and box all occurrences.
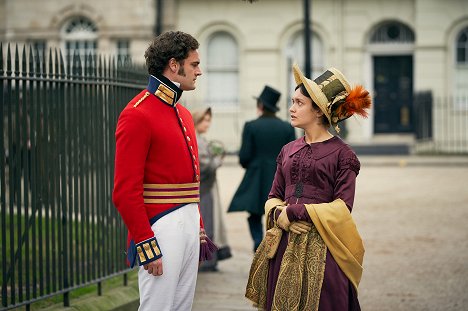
[228,86,296,251]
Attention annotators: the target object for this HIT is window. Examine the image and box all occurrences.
[206,32,239,107]
[456,27,468,65]
[28,39,47,60]
[116,40,130,63]
[286,31,324,106]
[288,31,324,79]
[62,16,98,61]
[454,26,468,109]
[370,22,415,44]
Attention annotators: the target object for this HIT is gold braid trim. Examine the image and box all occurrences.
[133,91,150,108]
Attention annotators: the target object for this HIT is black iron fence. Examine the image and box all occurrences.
[1,43,147,310]
[414,91,468,154]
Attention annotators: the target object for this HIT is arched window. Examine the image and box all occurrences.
[370,22,415,44]
[288,32,324,78]
[61,16,98,61]
[206,32,239,107]
[285,31,324,105]
[454,26,468,108]
[456,27,468,65]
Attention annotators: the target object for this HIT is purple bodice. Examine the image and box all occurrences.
[269,136,360,210]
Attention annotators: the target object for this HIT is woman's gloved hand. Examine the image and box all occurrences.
[289,221,312,234]
[276,206,291,231]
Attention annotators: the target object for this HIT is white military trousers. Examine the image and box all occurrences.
[138,203,200,311]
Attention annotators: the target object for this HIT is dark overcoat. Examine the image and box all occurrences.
[228,115,296,215]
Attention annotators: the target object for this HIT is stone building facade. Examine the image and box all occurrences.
[1,0,467,152]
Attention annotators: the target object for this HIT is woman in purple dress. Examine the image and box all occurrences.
[246,64,371,311]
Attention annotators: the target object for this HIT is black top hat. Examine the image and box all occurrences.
[255,85,281,112]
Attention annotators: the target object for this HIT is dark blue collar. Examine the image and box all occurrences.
[147,75,183,107]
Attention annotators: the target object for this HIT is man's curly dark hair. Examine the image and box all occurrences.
[144,31,199,76]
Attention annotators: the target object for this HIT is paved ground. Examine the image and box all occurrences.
[193,156,468,311]
[36,155,468,311]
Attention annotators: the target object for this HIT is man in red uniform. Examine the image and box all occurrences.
[113,31,205,311]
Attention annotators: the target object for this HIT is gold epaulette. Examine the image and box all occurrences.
[133,91,150,108]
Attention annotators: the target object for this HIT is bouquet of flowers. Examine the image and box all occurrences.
[208,140,226,157]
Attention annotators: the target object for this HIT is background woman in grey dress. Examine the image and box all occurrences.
[192,107,232,271]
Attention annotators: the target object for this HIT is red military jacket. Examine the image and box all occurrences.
[113,74,201,267]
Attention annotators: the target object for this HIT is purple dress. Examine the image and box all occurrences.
[267,136,361,311]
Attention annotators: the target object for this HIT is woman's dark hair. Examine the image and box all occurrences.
[144,31,199,76]
[295,83,329,126]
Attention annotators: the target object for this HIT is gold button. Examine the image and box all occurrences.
[183,126,187,132]
[195,165,197,170]
[187,136,191,141]
[190,146,193,150]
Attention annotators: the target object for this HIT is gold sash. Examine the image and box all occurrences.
[143,182,200,204]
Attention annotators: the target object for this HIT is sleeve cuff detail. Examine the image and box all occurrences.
[287,204,305,221]
[135,237,162,266]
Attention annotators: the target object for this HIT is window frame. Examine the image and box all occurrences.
[61,16,98,62]
[205,31,239,108]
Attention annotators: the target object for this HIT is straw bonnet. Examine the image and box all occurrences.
[191,107,212,125]
[292,63,371,132]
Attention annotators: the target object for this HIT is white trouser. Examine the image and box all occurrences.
[138,203,200,311]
